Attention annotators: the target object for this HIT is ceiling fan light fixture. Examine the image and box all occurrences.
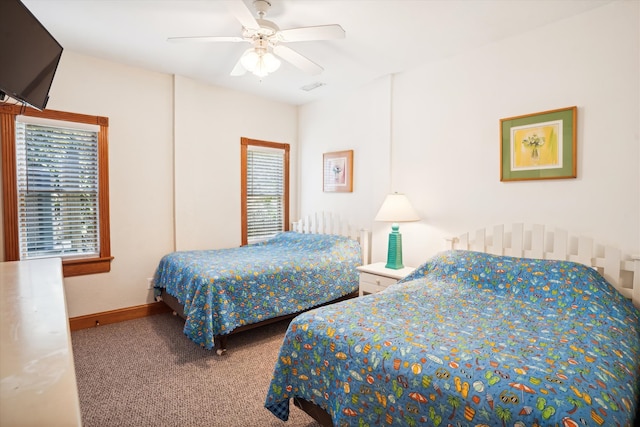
[261,52,281,71]
[172,0,344,79]
[240,49,260,70]
[240,48,280,77]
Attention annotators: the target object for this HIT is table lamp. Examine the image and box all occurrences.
[374,193,420,269]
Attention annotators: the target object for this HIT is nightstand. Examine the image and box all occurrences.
[356,262,416,296]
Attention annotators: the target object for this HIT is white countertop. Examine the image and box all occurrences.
[0,258,82,427]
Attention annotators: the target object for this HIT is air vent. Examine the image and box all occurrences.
[301,82,326,92]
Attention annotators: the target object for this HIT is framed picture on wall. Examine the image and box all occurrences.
[500,106,577,181]
[323,150,353,192]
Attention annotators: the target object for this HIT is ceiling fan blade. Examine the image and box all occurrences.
[167,36,246,43]
[273,45,323,75]
[278,24,345,42]
[225,0,259,30]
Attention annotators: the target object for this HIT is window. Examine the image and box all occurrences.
[1,104,112,276]
[241,137,289,245]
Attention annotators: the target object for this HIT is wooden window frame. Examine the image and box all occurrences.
[1,104,113,276]
[241,137,289,246]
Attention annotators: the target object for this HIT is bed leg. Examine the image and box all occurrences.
[215,335,228,356]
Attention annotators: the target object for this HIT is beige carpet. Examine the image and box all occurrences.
[71,313,322,427]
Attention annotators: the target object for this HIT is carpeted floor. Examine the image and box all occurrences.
[71,313,322,427]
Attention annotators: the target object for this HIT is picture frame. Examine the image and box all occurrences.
[500,106,577,181]
[323,150,353,192]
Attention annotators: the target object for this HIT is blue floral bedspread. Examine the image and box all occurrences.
[265,250,640,426]
[152,232,361,349]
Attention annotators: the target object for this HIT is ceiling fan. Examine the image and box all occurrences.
[168,0,345,78]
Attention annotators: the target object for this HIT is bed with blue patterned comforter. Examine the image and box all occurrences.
[152,232,361,350]
[265,250,640,426]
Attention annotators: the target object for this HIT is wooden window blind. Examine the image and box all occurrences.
[16,118,100,259]
[241,138,289,245]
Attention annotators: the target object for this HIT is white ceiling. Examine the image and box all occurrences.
[23,0,613,106]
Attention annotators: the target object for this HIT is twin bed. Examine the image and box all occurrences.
[153,213,369,354]
[264,224,640,427]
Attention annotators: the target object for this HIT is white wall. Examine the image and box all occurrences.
[1,52,298,317]
[44,51,176,317]
[298,75,392,232]
[300,1,639,267]
[173,75,297,251]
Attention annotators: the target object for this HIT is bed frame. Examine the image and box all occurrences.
[448,223,640,308]
[161,212,371,355]
[292,211,371,266]
[161,290,359,355]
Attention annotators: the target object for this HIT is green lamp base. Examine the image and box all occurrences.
[385,223,404,269]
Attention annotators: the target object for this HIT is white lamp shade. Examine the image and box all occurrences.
[262,52,281,72]
[240,49,259,70]
[240,49,281,77]
[374,193,420,222]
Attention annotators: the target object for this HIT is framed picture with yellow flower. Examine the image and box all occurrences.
[323,150,353,192]
[500,106,577,181]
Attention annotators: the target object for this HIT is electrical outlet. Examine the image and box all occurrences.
[147,278,153,289]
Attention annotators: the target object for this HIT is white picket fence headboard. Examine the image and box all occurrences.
[291,212,371,266]
[448,223,639,308]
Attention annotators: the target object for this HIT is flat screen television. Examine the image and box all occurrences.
[0,0,63,110]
